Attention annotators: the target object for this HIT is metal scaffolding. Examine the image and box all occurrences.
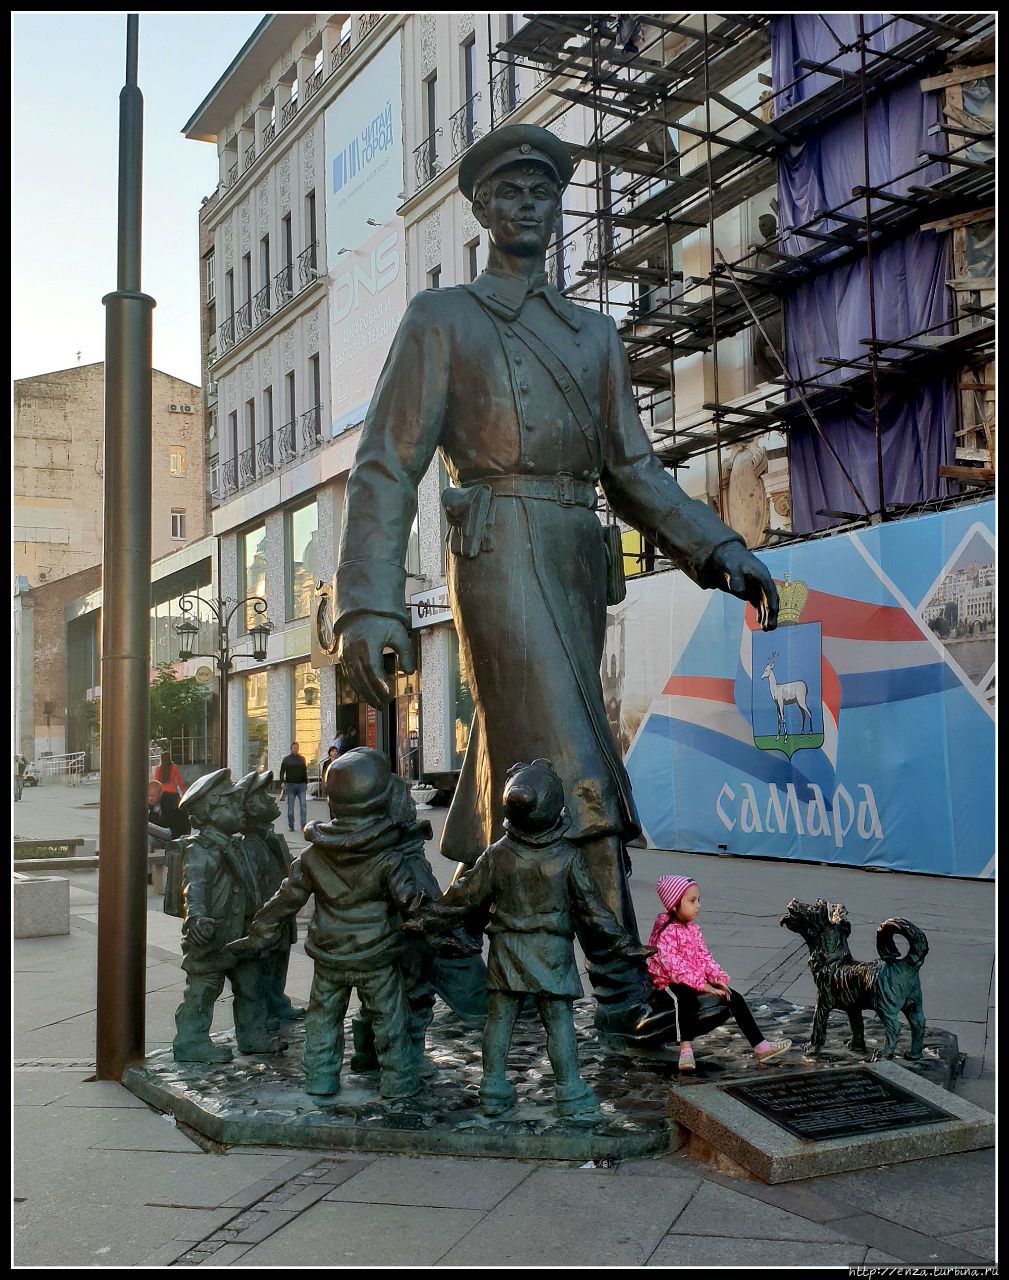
[487,12,995,551]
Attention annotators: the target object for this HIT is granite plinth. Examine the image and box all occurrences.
[670,1060,994,1184]
[123,1001,685,1162]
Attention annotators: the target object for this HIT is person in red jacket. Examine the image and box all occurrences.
[153,750,188,836]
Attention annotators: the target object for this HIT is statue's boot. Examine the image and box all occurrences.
[266,948,305,1021]
[378,1069,421,1100]
[304,1071,341,1097]
[479,1074,518,1117]
[173,975,233,1063]
[554,1080,598,1119]
[350,1016,380,1072]
[173,1039,233,1064]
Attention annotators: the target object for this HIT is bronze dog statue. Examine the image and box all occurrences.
[780,898,928,1060]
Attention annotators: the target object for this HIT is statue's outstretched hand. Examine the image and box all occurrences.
[710,542,779,631]
[336,615,416,708]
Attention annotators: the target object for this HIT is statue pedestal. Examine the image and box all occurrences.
[123,1000,685,1162]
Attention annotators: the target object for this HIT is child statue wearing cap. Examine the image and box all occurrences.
[236,770,304,1026]
[171,768,285,1063]
[229,748,434,1099]
[406,758,654,1119]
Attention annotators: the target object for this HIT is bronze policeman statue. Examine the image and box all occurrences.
[332,123,778,1045]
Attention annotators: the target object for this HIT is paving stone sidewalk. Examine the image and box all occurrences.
[13,782,995,1267]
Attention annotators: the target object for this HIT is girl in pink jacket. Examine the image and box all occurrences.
[647,875,791,1073]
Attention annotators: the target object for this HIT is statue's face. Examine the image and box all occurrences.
[207,791,243,834]
[245,788,281,825]
[475,163,561,258]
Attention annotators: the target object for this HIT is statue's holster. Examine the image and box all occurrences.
[442,484,494,559]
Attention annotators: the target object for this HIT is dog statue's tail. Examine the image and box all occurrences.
[876,918,929,969]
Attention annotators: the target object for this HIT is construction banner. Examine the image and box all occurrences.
[608,500,994,877]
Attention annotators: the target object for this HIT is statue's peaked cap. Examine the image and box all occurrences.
[459,124,574,201]
[179,767,235,816]
[326,747,395,816]
[236,769,274,796]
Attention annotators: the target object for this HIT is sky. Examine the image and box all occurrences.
[12,12,265,387]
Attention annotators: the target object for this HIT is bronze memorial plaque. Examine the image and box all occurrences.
[724,1068,954,1142]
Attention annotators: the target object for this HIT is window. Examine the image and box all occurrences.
[428,264,441,289]
[169,447,186,476]
[425,73,438,137]
[229,411,238,463]
[240,524,267,630]
[243,671,269,773]
[204,252,216,303]
[260,235,270,291]
[209,457,219,496]
[263,386,274,463]
[305,191,317,271]
[242,253,252,304]
[448,629,474,770]
[465,237,480,282]
[292,662,322,773]
[225,269,235,319]
[171,509,187,540]
[462,36,477,145]
[310,353,321,412]
[285,370,296,428]
[286,499,318,620]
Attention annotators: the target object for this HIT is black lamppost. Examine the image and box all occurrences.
[173,594,273,770]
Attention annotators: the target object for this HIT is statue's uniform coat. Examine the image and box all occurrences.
[179,828,261,974]
[336,269,742,869]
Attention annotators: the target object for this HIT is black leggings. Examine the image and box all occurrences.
[664,983,765,1047]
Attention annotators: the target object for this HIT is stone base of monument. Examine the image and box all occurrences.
[671,1060,994,1184]
[123,1001,686,1162]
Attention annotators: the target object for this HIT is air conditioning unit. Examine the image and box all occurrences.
[168,403,194,413]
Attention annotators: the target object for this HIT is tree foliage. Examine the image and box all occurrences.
[149,663,208,741]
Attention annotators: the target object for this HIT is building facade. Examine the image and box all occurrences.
[13,363,207,589]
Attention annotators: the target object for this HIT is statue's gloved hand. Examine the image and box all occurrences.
[709,542,779,631]
[186,915,217,944]
[336,615,416,708]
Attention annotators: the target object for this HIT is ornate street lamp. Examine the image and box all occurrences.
[173,593,273,769]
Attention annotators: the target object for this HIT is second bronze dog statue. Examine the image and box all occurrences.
[780,898,928,1060]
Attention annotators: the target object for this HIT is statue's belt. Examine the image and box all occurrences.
[442,474,597,558]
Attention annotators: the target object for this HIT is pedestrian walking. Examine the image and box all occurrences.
[14,754,27,802]
[153,750,188,837]
[320,745,339,786]
[279,741,309,832]
[646,876,791,1072]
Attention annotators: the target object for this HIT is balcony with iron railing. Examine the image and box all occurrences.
[281,95,298,128]
[359,13,380,36]
[227,160,239,187]
[301,405,323,451]
[414,129,442,189]
[218,315,235,355]
[220,458,238,497]
[332,40,352,73]
[256,434,275,475]
[275,263,294,309]
[235,300,253,342]
[243,142,256,171]
[253,282,271,327]
[238,443,257,487]
[305,67,324,101]
[450,94,482,158]
[263,120,276,147]
[298,242,319,289]
[277,419,297,466]
[490,65,522,122]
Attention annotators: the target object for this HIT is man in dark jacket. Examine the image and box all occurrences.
[172,769,284,1063]
[278,741,308,832]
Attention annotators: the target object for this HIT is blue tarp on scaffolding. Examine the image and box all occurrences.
[771,15,956,532]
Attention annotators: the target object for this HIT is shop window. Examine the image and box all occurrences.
[243,670,269,773]
[240,523,268,630]
[291,661,322,773]
[286,499,319,621]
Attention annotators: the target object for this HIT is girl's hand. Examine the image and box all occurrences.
[709,981,731,998]
[702,982,728,998]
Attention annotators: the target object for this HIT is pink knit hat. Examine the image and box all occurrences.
[656,875,697,913]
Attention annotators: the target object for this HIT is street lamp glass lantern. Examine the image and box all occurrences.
[250,618,274,662]
[173,616,200,661]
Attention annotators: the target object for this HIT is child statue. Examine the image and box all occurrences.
[236,770,304,1025]
[170,768,284,1063]
[228,749,431,1099]
[405,759,653,1119]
